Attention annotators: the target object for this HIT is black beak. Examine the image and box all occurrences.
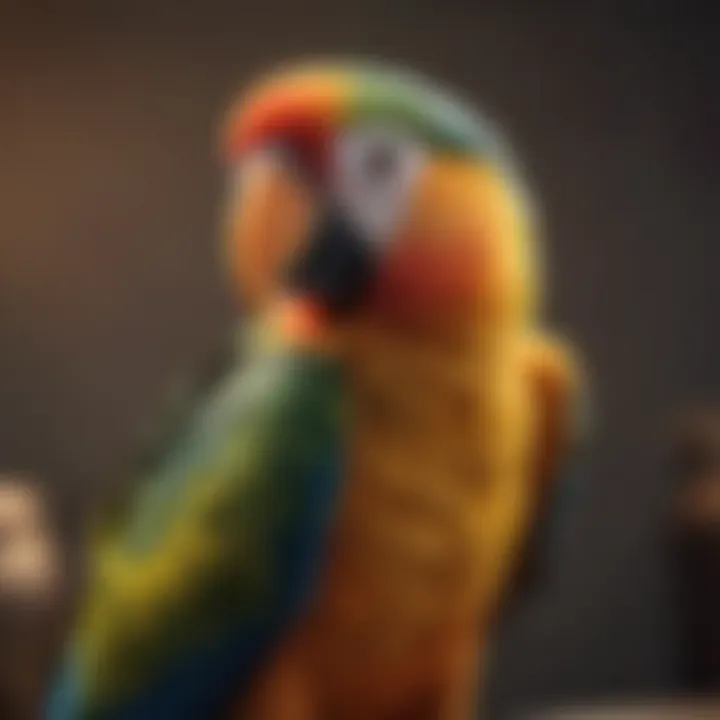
[284,206,378,319]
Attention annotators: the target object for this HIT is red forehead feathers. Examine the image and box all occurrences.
[222,73,347,175]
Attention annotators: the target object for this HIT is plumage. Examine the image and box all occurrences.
[50,59,590,720]
[48,339,347,719]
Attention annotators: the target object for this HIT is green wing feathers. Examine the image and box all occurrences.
[55,350,346,717]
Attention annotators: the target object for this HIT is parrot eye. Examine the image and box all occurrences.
[362,142,399,181]
[330,126,428,249]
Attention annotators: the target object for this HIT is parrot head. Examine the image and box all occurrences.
[221,61,540,344]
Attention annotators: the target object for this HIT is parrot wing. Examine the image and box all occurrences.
[48,349,346,720]
[512,332,593,596]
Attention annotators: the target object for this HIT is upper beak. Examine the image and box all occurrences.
[224,151,316,312]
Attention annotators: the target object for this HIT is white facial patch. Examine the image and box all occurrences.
[329,125,428,250]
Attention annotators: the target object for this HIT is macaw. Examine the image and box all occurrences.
[47,60,589,720]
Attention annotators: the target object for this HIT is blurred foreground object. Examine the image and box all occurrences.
[0,476,64,719]
[672,407,720,693]
[532,699,720,719]
[48,60,590,719]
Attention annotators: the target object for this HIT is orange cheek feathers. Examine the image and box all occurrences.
[370,241,486,323]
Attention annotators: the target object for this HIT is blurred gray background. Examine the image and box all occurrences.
[0,1,718,717]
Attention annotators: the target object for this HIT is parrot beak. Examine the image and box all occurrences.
[225,149,379,330]
[224,149,317,313]
[283,204,378,319]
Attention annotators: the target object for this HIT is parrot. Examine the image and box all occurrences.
[46,60,589,720]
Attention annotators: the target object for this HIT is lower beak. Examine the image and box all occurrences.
[284,205,378,320]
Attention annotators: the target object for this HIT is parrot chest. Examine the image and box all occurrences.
[303,330,534,705]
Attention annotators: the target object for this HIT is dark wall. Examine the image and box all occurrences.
[0,1,717,716]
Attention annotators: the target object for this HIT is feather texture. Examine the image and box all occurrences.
[47,347,347,719]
